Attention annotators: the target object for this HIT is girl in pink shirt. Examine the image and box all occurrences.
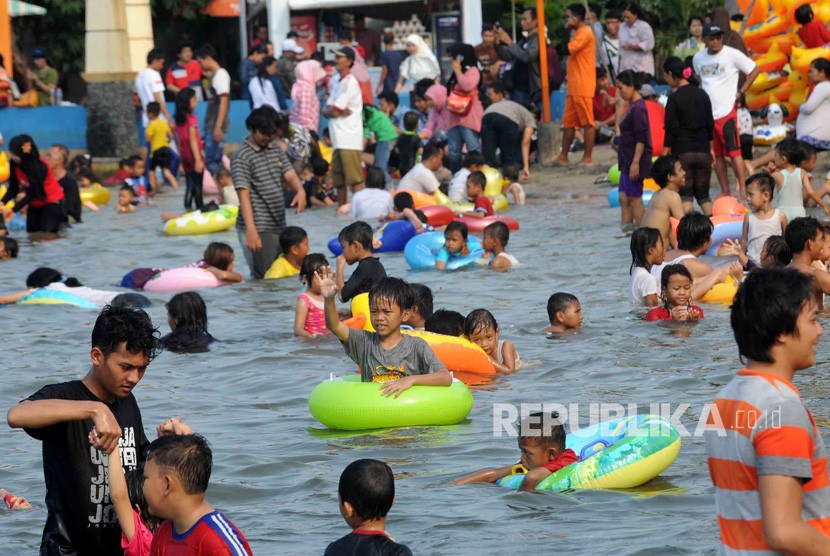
[107,446,160,556]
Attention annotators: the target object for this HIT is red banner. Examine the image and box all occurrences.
[291,15,317,55]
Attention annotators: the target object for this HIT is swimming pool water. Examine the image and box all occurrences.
[2,190,829,555]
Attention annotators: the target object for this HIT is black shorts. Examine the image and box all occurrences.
[150,147,172,170]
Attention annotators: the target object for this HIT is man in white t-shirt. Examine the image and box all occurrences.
[397,142,443,194]
[195,44,231,176]
[135,49,173,127]
[693,23,759,200]
[322,48,364,206]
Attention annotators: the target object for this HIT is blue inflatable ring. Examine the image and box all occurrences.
[404,231,483,270]
[706,220,743,256]
[329,220,418,256]
[607,188,653,208]
[17,288,98,309]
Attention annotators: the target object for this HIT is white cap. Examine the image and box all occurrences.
[281,38,305,55]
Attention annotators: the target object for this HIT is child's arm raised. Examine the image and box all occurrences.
[723,238,749,269]
[105,444,137,543]
[800,170,830,216]
[294,296,313,338]
[452,464,516,485]
[204,265,244,283]
[318,266,350,342]
[335,255,347,302]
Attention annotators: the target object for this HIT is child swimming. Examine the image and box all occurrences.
[465,308,521,373]
[481,221,519,270]
[545,293,582,334]
[435,221,470,271]
[120,242,243,290]
[640,154,686,248]
[117,185,136,213]
[628,227,664,307]
[453,411,578,491]
[294,253,329,338]
[264,226,310,280]
[160,292,216,353]
[646,264,705,322]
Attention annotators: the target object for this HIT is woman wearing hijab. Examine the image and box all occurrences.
[1,134,65,233]
[445,43,483,172]
[291,59,326,134]
[395,34,441,93]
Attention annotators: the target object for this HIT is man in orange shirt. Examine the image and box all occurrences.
[555,4,596,166]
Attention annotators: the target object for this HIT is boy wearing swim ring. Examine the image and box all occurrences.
[325,459,412,556]
[458,171,494,218]
[435,221,470,271]
[482,221,518,270]
[646,264,704,322]
[705,268,830,554]
[545,293,582,334]
[453,411,578,491]
[264,226,309,280]
[641,155,686,248]
[336,221,387,302]
[320,272,451,396]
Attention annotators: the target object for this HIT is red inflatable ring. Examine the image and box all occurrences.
[454,216,520,233]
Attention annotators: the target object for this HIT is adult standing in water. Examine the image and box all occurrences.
[1,134,65,233]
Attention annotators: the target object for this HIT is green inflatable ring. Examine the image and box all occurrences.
[308,374,474,430]
[607,164,621,185]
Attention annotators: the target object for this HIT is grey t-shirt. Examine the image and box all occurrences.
[344,330,443,382]
[483,100,536,129]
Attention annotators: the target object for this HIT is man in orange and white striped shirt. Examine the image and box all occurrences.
[705,268,830,554]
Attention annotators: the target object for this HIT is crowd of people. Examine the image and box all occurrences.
[4,3,830,555]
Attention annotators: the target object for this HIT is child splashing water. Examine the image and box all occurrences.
[435,221,470,270]
[464,308,521,373]
[629,227,664,307]
[646,264,705,322]
[294,253,329,338]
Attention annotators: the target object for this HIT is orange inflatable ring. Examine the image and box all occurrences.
[402,330,496,376]
[396,189,436,209]
[712,196,747,217]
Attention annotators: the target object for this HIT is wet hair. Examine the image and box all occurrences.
[466,171,486,189]
[651,154,679,188]
[616,69,646,90]
[174,87,197,126]
[338,221,373,250]
[464,308,499,337]
[110,293,152,309]
[424,309,465,336]
[520,411,566,451]
[774,137,804,166]
[810,58,830,76]
[2,236,19,258]
[732,269,816,364]
[91,305,161,360]
[403,111,419,132]
[660,263,693,291]
[483,221,510,247]
[368,277,414,311]
[364,165,385,189]
[444,220,468,240]
[409,283,433,319]
[120,184,136,197]
[166,292,209,333]
[146,48,164,65]
[300,253,329,286]
[422,142,442,162]
[245,105,280,135]
[762,235,792,267]
[462,151,485,169]
[144,106,162,124]
[502,162,520,183]
[194,44,217,60]
[629,227,662,273]
[676,212,713,252]
[280,226,308,254]
[338,459,395,521]
[125,155,143,168]
[567,4,586,20]
[125,465,162,532]
[785,216,823,255]
[26,267,81,288]
[394,191,414,211]
[146,434,212,495]
[203,242,234,270]
[795,3,814,25]
[745,172,775,200]
[378,91,399,108]
[547,292,579,324]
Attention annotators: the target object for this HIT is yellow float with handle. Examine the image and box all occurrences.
[700,277,739,304]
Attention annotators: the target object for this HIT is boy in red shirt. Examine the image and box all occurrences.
[145,435,253,556]
[458,171,493,218]
[453,411,578,491]
[796,4,830,48]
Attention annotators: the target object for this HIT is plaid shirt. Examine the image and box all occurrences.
[290,81,320,134]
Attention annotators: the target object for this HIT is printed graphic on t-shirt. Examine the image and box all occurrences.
[88,427,139,527]
[697,63,724,78]
[372,365,408,382]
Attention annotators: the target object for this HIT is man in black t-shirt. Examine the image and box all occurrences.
[47,144,82,224]
[7,306,191,556]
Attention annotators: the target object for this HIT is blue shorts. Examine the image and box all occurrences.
[618,172,644,198]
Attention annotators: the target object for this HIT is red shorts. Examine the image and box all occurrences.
[713,109,741,158]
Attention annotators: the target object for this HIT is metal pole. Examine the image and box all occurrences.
[536,0,550,122]
[512,0,517,42]
[239,0,248,61]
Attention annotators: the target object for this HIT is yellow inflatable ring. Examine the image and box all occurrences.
[350,292,375,332]
[433,190,509,213]
[79,184,111,205]
[164,205,238,236]
[700,278,739,305]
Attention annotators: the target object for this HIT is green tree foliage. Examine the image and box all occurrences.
[11,0,85,74]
